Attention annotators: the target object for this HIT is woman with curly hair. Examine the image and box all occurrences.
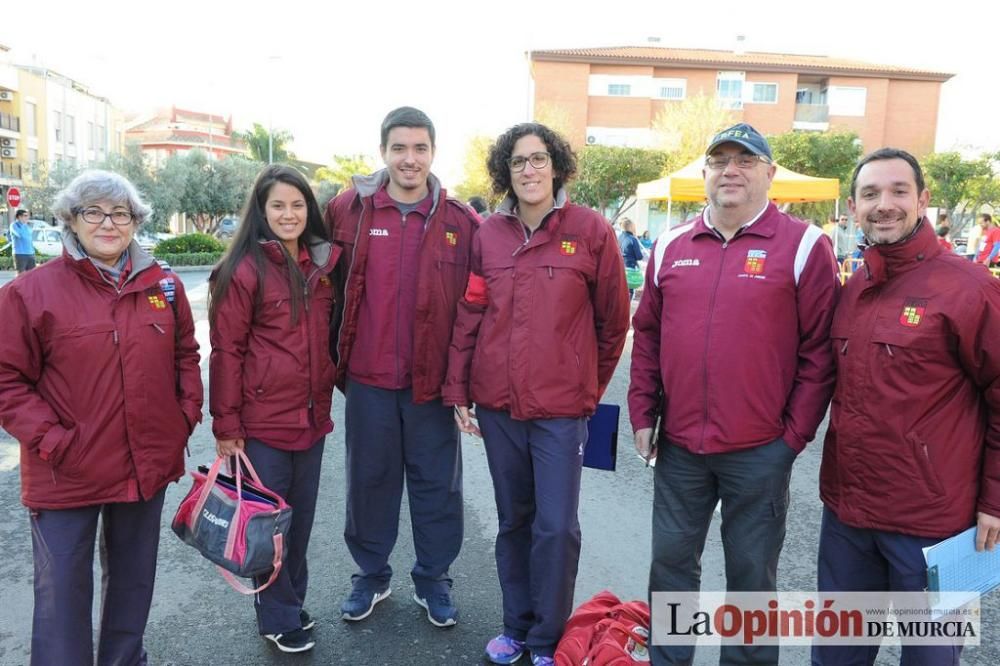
[443,123,630,665]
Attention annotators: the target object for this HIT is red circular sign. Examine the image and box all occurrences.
[6,187,21,207]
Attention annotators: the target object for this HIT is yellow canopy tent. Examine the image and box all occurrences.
[636,158,840,203]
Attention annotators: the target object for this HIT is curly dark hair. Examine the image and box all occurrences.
[487,123,577,200]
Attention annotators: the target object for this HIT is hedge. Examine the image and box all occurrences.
[155,233,226,254]
[155,252,224,267]
[0,253,222,271]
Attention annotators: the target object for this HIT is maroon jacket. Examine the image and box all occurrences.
[0,239,203,510]
[209,240,340,448]
[324,170,479,403]
[628,204,840,453]
[820,220,1000,538]
[442,193,630,419]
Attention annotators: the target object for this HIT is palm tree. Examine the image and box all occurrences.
[233,123,294,163]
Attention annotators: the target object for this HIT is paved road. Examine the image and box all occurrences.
[0,270,997,665]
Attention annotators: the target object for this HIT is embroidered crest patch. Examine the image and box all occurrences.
[147,293,167,310]
[560,240,577,256]
[899,298,927,327]
[445,230,458,247]
[744,249,767,275]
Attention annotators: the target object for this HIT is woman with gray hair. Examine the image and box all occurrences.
[0,169,203,665]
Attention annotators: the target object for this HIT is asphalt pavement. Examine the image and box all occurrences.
[0,270,997,665]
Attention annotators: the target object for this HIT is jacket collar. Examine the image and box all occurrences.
[861,218,938,286]
[351,169,443,218]
[259,235,336,272]
[61,229,158,286]
[692,201,779,241]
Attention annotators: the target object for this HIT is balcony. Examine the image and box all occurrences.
[0,112,19,133]
[0,161,22,180]
[793,103,829,131]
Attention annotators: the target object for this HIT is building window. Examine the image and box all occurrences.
[717,71,744,109]
[655,78,686,100]
[98,125,106,152]
[25,102,37,137]
[828,86,867,116]
[750,83,778,104]
[53,110,62,142]
[607,84,631,96]
[88,121,95,149]
[28,148,38,164]
[66,116,75,145]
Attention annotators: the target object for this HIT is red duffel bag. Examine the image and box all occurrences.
[555,590,651,664]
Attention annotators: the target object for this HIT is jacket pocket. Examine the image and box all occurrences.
[906,433,945,496]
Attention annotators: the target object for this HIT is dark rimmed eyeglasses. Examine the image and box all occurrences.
[75,207,135,226]
[705,154,771,170]
[507,152,550,172]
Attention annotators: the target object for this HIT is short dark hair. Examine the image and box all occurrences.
[467,196,488,215]
[487,122,577,200]
[380,106,435,148]
[15,208,28,218]
[981,213,994,224]
[937,226,950,237]
[850,147,926,199]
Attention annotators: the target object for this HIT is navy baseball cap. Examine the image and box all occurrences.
[706,123,772,160]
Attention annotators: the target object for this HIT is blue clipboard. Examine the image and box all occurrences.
[584,403,619,471]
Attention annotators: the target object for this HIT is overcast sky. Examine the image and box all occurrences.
[4,0,996,187]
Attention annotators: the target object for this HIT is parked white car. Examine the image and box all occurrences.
[32,228,64,256]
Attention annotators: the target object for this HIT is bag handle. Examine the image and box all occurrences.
[218,533,285,595]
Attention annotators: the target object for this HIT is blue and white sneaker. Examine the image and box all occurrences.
[413,591,458,627]
[485,634,526,664]
[340,585,391,621]
[531,655,554,666]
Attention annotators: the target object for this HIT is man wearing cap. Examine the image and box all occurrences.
[629,123,841,664]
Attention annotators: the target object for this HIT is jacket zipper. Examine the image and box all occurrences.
[699,237,730,452]
[335,197,367,369]
[396,212,407,386]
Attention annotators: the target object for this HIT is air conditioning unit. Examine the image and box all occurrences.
[586,135,597,145]
[0,148,14,158]
[0,137,14,147]
[0,90,12,101]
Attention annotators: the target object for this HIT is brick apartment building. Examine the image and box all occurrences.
[530,45,953,157]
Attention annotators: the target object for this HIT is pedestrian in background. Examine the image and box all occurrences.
[628,123,840,665]
[815,148,1000,666]
[619,216,644,299]
[468,195,490,220]
[0,170,203,665]
[444,122,630,666]
[831,214,855,264]
[977,213,1000,265]
[9,208,36,274]
[209,164,339,653]
[324,107,478,628]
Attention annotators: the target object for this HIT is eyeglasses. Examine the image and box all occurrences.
[75,207,135,226]
[705,154,771,170]
[507,152,550,172]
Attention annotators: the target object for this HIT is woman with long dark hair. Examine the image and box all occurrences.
[444,123,630,665]
[209,164,340,653]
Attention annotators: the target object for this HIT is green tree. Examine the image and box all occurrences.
[21,159,81,221]
[174,151,260,234]
[453,135,494,203]
[315,154,375,192]
[651,93,737,166]
[923,151,993,235]
[233,123,295,163]
[571,145,672,221]
[767,130,862,220]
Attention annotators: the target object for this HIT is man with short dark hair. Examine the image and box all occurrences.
[831,213,855,264]
[629,123,840,665]
[324,107,479,628]
[815,147,1000,665]
[10,209,36,275]
[977,212,1000,266]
